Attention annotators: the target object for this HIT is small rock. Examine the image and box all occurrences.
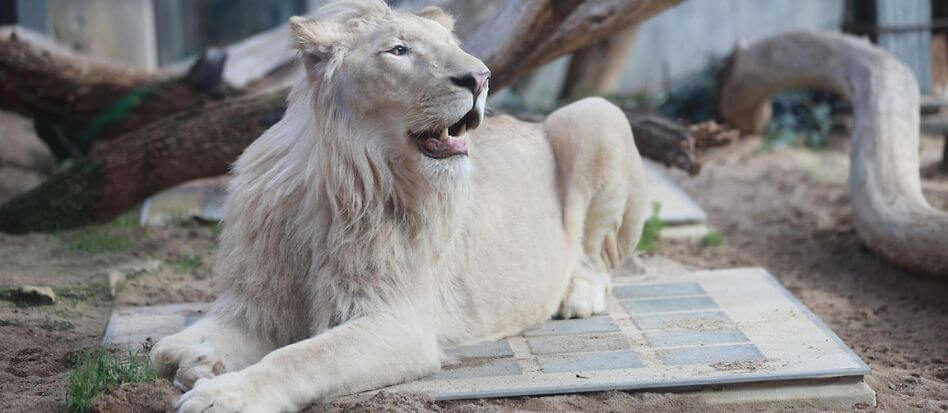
[13,285,56,306]
[108,270,126,298]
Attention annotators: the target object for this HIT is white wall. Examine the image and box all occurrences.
[619,0,845,93]
[46,0,158,69]
[498,0,845,109]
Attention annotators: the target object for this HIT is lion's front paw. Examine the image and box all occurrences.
[175,372,286,413]
[175,372,249,413]
[557,276,607,319]
[151,339,227,391]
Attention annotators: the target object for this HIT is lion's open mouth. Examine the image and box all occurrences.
[411,108,482,159]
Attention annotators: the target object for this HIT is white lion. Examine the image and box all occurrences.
[151,1,647,411]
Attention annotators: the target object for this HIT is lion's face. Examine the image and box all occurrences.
[290,2,489,165]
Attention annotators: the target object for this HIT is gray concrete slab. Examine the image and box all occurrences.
[426,357,521,381]
[445,341,514,359]
[643,329,750,348]
[538,351,644,374]
[658,344,766,366]
[103,302,207,349]
[523,316,618,337]
[631,311,734,331]
[620,296,720,314]
[642,160,707,225]
[527,333,631,355]
[614,281,706,299]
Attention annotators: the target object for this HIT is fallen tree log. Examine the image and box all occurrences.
[0,91,287,232]
[626,113,700,175]
[717,31,948,278]
[0,0,683,232]
[0,31,235,158]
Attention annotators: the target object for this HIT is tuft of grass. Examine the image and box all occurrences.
[702,231,724,247]
[63,229,126,254]
[170,255,203,275]
[637,202,663,252]
[110,206,142,228]
[67,348,156,413]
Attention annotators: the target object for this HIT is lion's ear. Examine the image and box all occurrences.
[416,6,455,32]
[289,16,346,62]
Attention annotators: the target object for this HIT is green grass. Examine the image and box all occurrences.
[110,207,141,228]
[66,348,156,413]
[702,231,724,247]
[637,202,663,252]
[170,255,203,275]
[63,229,126,254]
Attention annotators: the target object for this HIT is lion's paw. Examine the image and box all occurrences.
[556,276,607,319]
[175,372,281,413]
[151,339,226,391]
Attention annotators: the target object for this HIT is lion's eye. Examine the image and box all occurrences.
[387,45,409,56]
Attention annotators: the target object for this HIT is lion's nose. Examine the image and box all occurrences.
[451,71,491,97]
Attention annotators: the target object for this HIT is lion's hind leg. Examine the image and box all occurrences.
[545,97,648,319]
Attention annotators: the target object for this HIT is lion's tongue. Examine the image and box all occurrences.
[424,136,467,158]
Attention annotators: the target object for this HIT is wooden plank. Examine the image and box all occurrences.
[876,0,932,91]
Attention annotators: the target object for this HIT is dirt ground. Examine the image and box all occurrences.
[1,133,947,412]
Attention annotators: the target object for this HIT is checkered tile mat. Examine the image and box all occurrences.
[103,268,868,400]
[382,267,868,399]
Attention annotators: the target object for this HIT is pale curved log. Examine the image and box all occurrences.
[717,31,948,277]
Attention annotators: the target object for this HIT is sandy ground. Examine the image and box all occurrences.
[1,133,947,412]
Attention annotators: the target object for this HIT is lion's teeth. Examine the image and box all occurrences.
[440,128,449,140]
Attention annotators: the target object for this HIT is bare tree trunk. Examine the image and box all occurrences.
[560,28,638,100]
[0,0,684,233]
[717,31,948,278]
[467,0,681,91]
